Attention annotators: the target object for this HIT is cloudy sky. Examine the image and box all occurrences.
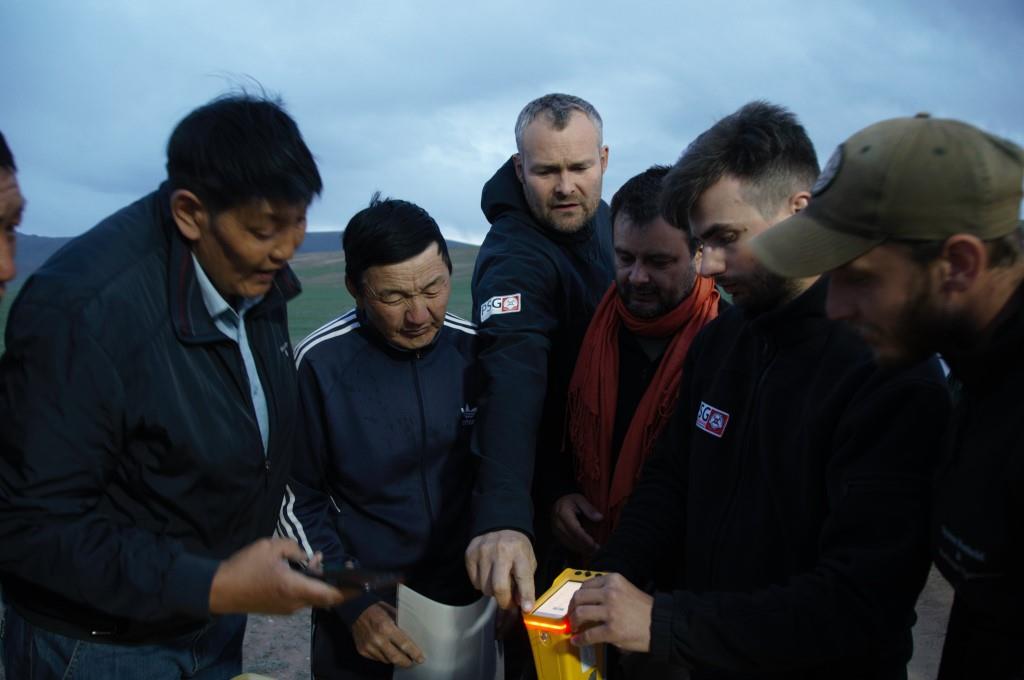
[3,0,1022,244]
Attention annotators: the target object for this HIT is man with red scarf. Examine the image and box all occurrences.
[553,165,721,556]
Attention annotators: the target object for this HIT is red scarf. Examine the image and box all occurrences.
[566,276,719,544]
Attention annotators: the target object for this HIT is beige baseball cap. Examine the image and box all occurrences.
[750,114,1024,278]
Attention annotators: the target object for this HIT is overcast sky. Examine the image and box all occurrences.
[3,0,1022,244]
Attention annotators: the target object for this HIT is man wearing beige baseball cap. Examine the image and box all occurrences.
[751,114,1024,679]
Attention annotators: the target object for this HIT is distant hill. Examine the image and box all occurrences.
[1,232,480,352]
[11,234,71,284]
[12,231,477,283]
[298,231,478,255]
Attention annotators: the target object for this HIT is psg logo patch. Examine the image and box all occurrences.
[479,293,522,322]
[696,401,730,438]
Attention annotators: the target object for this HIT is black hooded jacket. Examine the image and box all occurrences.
[470,157,613,538]
[594,279,951,679]
[934,282,1024,679]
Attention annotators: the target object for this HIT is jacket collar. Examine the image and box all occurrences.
[161,184,302,345]
[747,276,828,345]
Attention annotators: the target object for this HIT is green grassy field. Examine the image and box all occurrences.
[0,284,18,354]
[0,245,480,353]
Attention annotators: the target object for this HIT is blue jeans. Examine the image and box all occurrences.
[1,606,246,680]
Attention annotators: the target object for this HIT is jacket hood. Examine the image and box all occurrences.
[481,157,529,225]
[480,157,597,245]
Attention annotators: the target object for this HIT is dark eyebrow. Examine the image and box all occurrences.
[378,274,448,297]
[696,223,740,241]
[422,275,447,290]
[269,212,301,228]
[529,162,561,173]
[839,261,875,278]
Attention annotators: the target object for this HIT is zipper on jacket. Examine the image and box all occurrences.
[251,322,289,486]
[216,339,267,480]
[410,356,436,521]
[707,336,777,585]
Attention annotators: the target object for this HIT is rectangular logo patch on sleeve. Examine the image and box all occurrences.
[696,401,730,438]
[480,293,522,322]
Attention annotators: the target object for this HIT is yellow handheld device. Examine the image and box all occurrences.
[523,568,606,680]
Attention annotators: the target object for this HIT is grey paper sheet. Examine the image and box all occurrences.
[394,585,504,680]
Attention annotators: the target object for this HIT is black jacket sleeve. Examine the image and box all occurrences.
[279,354,382,625]
[646,374,949,673]
[0,299,218,620]
[470,243,560,539]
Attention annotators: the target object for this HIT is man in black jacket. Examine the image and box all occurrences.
[568,101,951,679]
[750,114,1024,679]
[466,93,613,614]
[0,95,348,679]
[552,165,721,558]
[280,196,481,679]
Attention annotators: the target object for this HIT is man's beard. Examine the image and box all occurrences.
[618,265,698,320]
[524,185,599,234]
[723,264,800,317]
[542,200,597,234]
[866,283,977,368]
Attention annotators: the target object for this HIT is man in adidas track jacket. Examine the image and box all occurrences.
[280,196,481,679]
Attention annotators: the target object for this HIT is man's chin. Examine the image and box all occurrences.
[545,217,587,234]
[241,282,274,299]
[393,328,440,350]
[542,207,594,234]
[868,342,933,369]
[623,300,664,319]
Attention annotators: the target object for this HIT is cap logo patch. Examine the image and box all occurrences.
[813,144,844,197]
[480,293,522,322]
[696,401,730,438]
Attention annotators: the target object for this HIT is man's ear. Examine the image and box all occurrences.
[789,190,811,215]
[170,189,208,243]
[513,153,524,184]
[941,234,987,294]
[345,275,364,308]
[599,145,609,174]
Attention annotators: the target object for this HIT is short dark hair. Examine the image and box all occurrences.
[612,165,700,253]
[662,101,819,230]
[515,93,603,151]
[0,132,15,172]
[166,93,322,214]
[343,192,452,291]
[611,165,671,226]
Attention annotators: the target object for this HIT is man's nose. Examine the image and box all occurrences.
[270,222,306,264]
[825,279,853,321]
[404,296,431,325]
[554,172,573,197]
[628,262,650,285]
[699,246,725,277]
